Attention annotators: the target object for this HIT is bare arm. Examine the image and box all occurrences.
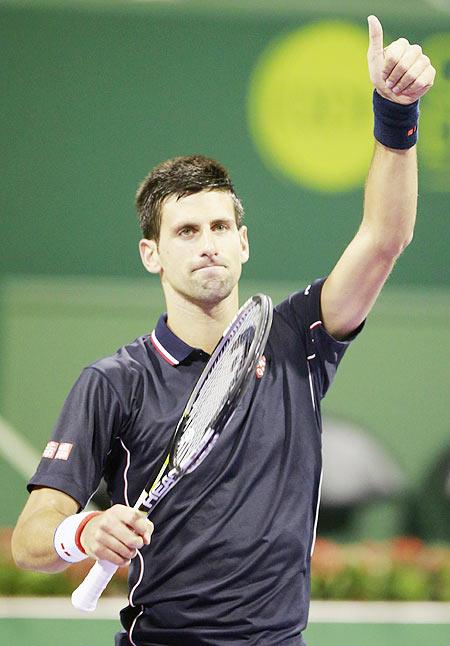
[321,143,416,339]
[12,487,154,573]
[321,15,435,340]
[12,487,79,572]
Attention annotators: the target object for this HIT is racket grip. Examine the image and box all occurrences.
[71,559,119,612]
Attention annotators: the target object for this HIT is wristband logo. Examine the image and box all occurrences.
[248,22,374,191]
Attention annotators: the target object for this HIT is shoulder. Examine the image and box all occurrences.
[90,336,150,371]
[274,278,325,332]
[85,336,153,394]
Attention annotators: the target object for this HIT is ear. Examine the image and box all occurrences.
[239,225,250,264]
[139,238,161,274]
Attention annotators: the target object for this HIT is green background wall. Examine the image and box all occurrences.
[1,0,449,283]
[1,0,449,541]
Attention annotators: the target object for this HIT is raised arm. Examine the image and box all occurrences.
[321,15,435,340]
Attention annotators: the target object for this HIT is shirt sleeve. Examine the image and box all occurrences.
[275,277,364,400]
[27,367,124,508]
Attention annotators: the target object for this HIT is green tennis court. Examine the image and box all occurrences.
[1,600,449,645]
[1,617,449,645]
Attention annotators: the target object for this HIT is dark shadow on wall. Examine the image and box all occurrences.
[404,444,450,542]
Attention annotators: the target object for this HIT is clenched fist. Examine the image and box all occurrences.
[367,15,436,105]
[80,505,154,567]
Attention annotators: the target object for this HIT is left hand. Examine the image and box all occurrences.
[367,15,436,105]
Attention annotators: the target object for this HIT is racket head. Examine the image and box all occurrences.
[171,293,273,471]
[137,293,273,514]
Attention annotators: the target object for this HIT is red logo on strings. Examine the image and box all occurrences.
[255,355,266,379]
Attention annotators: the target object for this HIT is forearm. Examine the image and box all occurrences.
[13,487,154,573]
[320,111,419,339]
[12,508,70,573]
[361,141,417,257]
[320,16,434,340]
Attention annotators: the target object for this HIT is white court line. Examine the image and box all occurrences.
[421,0,450,13]
[0,414,41,479]
[309,600,450,624]
[1,598,449,623]
[0,597,126,620]
[0,414,100,510]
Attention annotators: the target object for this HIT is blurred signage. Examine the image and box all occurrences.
[248,22,450,193]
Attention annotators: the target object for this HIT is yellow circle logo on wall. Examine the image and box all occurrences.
[248,22,374,191]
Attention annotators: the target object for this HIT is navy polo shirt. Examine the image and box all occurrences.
[28,278,362,646]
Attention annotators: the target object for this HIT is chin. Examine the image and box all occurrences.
[192,280,235,306]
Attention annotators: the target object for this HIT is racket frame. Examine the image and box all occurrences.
[135,293,273,514]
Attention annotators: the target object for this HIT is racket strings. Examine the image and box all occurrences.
[178,337,246,457]
[175,344,246,466]
[174,304,261,468]
[175,331,251,464]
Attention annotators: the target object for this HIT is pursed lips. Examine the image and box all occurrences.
[192,263,226,272]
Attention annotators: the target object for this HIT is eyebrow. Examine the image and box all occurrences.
[173,217,235,231]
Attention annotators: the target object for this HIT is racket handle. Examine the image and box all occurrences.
[71,559,119,612]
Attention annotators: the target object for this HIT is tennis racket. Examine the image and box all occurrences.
[71,293,273,612]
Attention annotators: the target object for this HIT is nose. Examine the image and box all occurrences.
[200,228,218,257]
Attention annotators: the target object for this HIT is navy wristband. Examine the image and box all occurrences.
[373,90,419,149]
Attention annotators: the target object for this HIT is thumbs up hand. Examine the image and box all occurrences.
[367,15,435,105]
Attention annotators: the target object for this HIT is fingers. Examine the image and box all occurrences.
[86,530,140,567]
[368,23,436,104]
[367,15,383,55]
[122,508,154,545]
[389,52,429,95]
[80,505,154,565]
[367,15,384,85]
[382,37,410,82]
[401,66,436,101]
[382,38,436,101]
[384,42,421,89]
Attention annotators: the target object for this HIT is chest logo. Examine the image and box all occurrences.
[255,355,267,379]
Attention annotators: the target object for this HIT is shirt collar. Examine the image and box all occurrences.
[150,314,196,365]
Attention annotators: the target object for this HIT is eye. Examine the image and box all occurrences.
[213,222,229,231]
[178,226,195,237]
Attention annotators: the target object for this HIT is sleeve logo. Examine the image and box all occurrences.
[42,441,59,459]
[42,441,74,460]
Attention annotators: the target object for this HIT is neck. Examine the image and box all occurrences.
[164,288,239,354]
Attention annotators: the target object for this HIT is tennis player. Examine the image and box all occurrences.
[12,16,435,646]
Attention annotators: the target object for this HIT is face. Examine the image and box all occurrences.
[139,190,249,307]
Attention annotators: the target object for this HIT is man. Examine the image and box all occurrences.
[12,16,435,646]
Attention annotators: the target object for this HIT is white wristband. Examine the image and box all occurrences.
[54,511,95,563]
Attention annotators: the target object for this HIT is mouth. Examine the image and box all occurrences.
[193,264,226,272]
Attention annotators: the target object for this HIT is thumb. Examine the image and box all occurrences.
[367,15,384,83]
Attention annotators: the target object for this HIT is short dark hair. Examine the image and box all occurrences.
[135,154,244,241]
